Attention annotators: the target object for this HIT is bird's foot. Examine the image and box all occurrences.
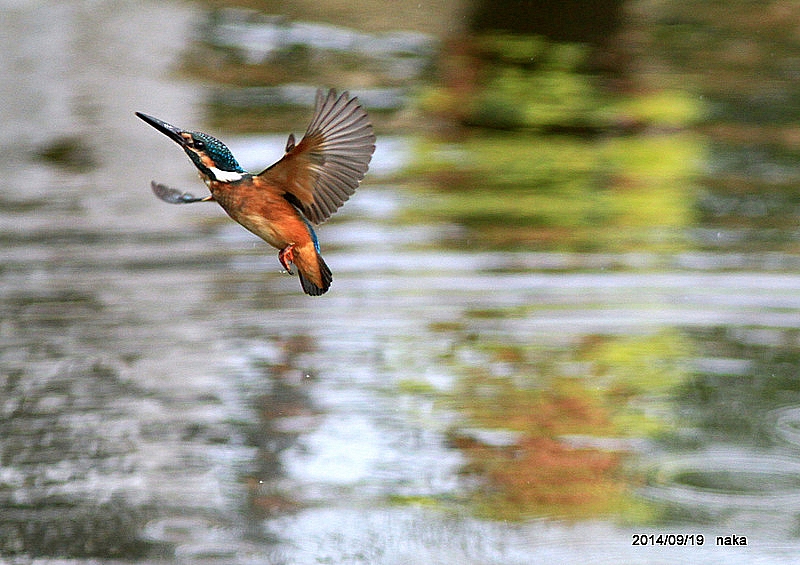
[279,244,296,274]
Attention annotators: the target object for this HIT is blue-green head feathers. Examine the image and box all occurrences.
[185,132,246,181]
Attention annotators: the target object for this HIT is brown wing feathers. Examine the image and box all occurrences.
[259,89,376,225]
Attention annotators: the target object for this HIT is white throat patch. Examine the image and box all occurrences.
[209,167,244,182]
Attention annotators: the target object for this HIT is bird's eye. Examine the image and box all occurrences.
[193,139,206,150]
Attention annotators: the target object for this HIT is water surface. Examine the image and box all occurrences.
[3,1,800,564]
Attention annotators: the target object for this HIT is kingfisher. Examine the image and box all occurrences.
[136,89,376,296]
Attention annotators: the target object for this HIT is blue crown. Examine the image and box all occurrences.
[185,132,246,174]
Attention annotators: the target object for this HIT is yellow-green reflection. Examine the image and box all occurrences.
[408,132,702,251]
[441,330,692,521]
[408,34,706,252]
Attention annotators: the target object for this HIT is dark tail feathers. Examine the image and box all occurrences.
[298,253,332,296]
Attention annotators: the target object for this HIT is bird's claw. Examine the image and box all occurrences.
[279,245,296,275]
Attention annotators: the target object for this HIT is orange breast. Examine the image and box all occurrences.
[209,179,313,251]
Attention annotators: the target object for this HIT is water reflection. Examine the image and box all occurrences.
[641,448,800,539]
[4,0,800,563]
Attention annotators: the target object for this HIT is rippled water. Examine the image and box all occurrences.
[4,1,800,564]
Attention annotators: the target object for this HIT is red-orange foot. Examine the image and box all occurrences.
[278,244,296,274]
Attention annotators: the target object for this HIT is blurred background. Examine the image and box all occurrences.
[2,0,800,562]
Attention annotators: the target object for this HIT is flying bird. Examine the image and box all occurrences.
[136,89,376,295]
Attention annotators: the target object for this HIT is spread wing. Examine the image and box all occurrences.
[257,89,376,224]
[150,181,210,204]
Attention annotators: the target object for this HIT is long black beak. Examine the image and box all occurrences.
[135,112,187,146]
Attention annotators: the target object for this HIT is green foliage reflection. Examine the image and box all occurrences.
[410,34,707,251]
